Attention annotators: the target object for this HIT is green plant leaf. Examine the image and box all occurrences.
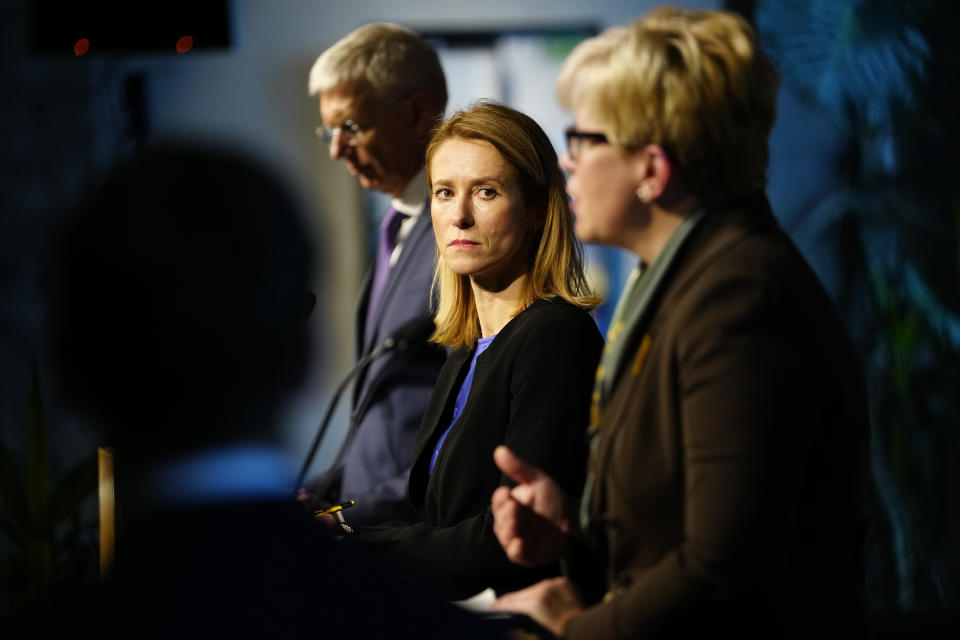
[903,263,960,351]
[0,440,29,530]
[791,183,911,250]
[24,536,53,602]
[0,512,27,552]
[790,185,852,248]
[26,359,50,533]
[757,0,930,128]
[50,449,98,523]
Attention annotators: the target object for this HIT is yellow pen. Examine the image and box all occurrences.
[314,499,356,517]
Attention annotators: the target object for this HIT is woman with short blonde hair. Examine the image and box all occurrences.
[556,7,779,204]
[491,8,868,639]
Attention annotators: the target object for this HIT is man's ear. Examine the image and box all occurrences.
[633,144,672,204]
[409,92,441,137]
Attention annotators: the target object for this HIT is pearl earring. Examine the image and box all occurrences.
[636,186,650,202]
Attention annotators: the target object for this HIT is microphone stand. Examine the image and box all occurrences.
[293,337,398,492]
[293,312,435,498]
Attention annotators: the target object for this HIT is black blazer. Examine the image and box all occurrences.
[349,298,603,599]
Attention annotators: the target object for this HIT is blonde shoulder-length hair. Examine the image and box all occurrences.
[426,101,599,349]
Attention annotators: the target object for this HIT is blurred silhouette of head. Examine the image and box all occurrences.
[47,144,314,463]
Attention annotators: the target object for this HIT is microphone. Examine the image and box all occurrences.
[294,314,436,492]
[377,313,436,353]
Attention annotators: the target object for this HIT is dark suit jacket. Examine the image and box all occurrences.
[349,298,603,599]
[566,194,869,639]
[338,207,447,524]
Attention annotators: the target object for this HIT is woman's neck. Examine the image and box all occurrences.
[626,193,700,263]
[471,273,530,338]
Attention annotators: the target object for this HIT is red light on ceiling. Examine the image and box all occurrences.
[74,38,90,56]
[176,35,194,53]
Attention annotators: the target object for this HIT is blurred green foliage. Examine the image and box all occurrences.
[0,361,98,616]
[757,0,960,613]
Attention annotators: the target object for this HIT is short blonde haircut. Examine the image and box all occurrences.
[427,102,599,349]
[308,22,447,109]
[557,8,780,203]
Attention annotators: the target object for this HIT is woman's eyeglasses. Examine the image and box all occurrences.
[565,127,609,161]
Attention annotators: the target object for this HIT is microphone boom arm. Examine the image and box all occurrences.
[293,342,389,491]
[293,313,436,494]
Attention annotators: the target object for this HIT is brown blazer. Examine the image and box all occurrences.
[567,194,869,639]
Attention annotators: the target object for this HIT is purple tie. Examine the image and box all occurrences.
[367,206,408,319]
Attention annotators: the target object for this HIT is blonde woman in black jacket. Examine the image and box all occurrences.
[342,102,603,600]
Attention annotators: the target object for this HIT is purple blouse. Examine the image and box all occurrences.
[428,333,497,474]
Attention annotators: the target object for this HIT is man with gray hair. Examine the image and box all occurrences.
[306,23,448,525]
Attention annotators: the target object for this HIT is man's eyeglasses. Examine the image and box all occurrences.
[565,127,609,161]
[316,120,365,147]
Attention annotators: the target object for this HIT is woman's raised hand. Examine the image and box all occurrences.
[491,445,573,567]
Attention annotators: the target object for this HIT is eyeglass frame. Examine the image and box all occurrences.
[315,89,422,149]
[564,127,609,161]
[316,119,366,147]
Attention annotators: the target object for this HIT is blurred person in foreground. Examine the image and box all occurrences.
[489,8,869,638]
[304,23,449,525]
[40,144,492,639]
[337,102,604,600]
